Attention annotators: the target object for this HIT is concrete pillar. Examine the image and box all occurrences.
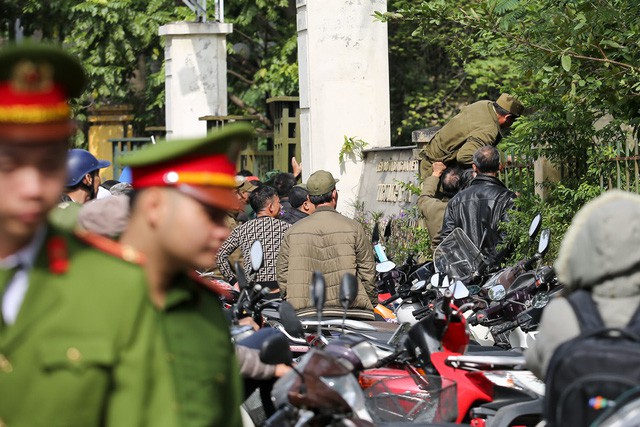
[534,156,561,201]
[159,22,232,139]
[297,0,391,216]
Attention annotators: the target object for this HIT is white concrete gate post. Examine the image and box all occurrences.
[296,0,391,217]
[159,22,232,140]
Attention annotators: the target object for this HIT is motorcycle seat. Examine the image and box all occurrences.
[467,344,524,356]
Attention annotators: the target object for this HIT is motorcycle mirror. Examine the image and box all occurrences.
[340,273,358,310]
[411,280,426,292]
[375,260,396,273]
[528,213,542,240]
[488,284,506,301]
[311,271,326,313]
[372,222,380,243]
[259,333,293,366]
[449,280,470,299]
[384,220,393,239]
[532,293,550,309]
[441,275,451,289]
[537,228,551,256]
[235,261,248,291]
[250,240,264,272]
[279,301,305,339]
[429,273,441,289]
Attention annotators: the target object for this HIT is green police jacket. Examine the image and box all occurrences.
[420,100,502,177]
[0,226,161,427]
[157,274,243,427]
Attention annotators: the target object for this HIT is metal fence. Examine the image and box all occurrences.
[109,137,153,179]
[601,138,640,192]
[499,150,535,195]
[499,140,640,196]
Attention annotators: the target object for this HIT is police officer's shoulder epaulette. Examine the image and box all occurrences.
[188,271,234,300]
[74,229,146,265]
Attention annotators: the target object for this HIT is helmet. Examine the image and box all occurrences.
[66,149,111,187]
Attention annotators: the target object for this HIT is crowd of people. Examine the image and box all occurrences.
[1,40,638,427]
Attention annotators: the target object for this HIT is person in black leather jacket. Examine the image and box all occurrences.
[438,145,515,264]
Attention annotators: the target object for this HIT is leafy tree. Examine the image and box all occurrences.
[225,1,299,129]
[0,0,191,140]
[1,1,299,140]
[382,0,639,261]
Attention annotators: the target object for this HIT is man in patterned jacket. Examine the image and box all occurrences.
[217,185,291,296]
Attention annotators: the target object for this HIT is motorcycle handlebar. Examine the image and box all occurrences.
[491,319,519,335]
[539,266,556,284]
[248,286,271,308]
[380,293,401,306]
[441,289,453,318]
[412,305,432,319]
[264,406,293,427]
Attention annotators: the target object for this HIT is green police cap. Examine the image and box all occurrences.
[306,170,340,196]
[496,93,524,117]
[0,41,87,142]
[120,123,255,210]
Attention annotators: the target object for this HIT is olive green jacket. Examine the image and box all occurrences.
[157,274,242,427]
[277,207,377,320]
[0,226,161,427]
[419,100,501,178]
[417,174,449,250]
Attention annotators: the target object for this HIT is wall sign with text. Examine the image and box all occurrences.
[357,146,420,217]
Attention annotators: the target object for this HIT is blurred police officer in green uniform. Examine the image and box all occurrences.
[119,124,254,427]
[0,42,166,426]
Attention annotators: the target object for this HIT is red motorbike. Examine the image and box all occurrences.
[360,288,494,423]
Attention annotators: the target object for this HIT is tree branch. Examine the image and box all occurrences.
[228,94,272,128]
[228,69,254,85]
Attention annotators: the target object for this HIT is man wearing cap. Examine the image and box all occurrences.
[277,170,377,320]
[417,93,523,242]
[0,43,163,426]
[235,178,257,224]
[118,123,254,427]
[419,93,524,178]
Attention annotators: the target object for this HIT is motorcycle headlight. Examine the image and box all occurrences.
[482,370,545,397]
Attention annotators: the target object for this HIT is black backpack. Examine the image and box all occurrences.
[544,290,640,427]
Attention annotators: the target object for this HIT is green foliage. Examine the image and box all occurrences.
[352,201,432,264]
[225,1,299,126]
[500,182,604,265]
[391,0,639,255]
[1,0,299,141]
[339,136,369,165]
[1,0,192,142]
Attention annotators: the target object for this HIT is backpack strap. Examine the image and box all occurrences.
[567,289,606,334]
[623,301,640,336]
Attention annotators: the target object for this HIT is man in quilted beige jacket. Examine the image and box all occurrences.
[277,170,377,320]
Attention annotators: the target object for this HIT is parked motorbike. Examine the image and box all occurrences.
[467,228,560,349]
[260,271,461,426]
[445,354,545,426]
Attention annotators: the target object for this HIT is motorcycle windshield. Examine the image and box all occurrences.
[433,228,482,282]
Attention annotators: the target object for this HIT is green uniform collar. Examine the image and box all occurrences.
[163,275,199,310]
